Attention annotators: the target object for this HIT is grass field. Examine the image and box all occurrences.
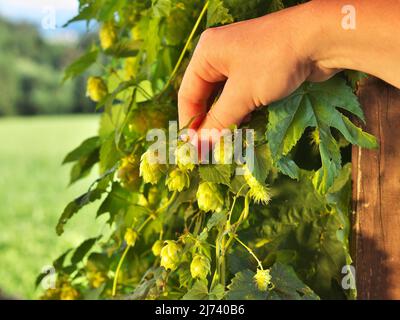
[0,115,108,299]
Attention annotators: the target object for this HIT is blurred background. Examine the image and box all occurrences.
[0,0,106,298]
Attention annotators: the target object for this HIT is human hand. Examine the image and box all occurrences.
[178,0,400,135]
[178,2,339,133]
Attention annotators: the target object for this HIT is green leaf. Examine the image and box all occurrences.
[63,49,98,81]
[63,1,103,28]
[227,247,255,275]
[206,211,227,230]
[209,284,225,300]
[63,3,101,27]
[199,164,232,185]
[182,280,209,300]
[178,264,192,288]
[344,70,368,89]
[35,271,49,289]
[339,115,378,149]
[325,164,353,282]
[70,154,99,185]
[269,263,319,300]
[267,77,376,193]
[227,265,318,301]
[35,249,72,288]
[259,170,350,298]
[326,163,352,218]
[53,249,72,270]
[108,39,142,58]
[97,182,144,224]
[226,269,266,300]
[267,0,285,13]
[98,0,126,21]
[152,0,172,18]
[229,174,249,196]
[128,267,165,300]
[165,5,193,46]
[99,134,120,174]
[251,144,273,184]
[71,237,99,265]
[207,0,234,27]
[64,137,100,184]
[97,80,135,110]
[276,156,300,180]
[311,124,342,194]
[56,175,111,235]
[83,283,106,300]
[99,104,126,139]
[141,18,162,68]
[63,137,100,164]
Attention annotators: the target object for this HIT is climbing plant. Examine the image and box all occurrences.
[38,0,376,300]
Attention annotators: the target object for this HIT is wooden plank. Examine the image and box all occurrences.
[352,78,400,299]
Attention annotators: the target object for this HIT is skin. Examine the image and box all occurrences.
[178,0,400,134]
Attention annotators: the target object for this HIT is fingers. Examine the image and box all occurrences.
[178,67,214,130]
[199,78,253,132]
[178,29,256,139]
[178,30,226,130]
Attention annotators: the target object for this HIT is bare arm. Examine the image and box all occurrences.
[178,0,400,131]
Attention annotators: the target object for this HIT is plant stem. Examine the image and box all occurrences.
[111,191,177,297]
[227,184,247,223]
[112,244,130,297]
[212,188,248,289]
[234,236,263,270]
[224,192,250,251]
[220,236,226,286]
[155,191,178,214]
[159,0,209,95]
[138,215,153,232]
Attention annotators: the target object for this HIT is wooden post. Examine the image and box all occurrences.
[352,78,400,299]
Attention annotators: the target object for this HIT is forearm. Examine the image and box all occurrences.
[304,0,400,88]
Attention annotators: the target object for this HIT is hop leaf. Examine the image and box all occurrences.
[86,77,108,102]
[243,165,272,205]
[160,241,181,271]
[190,254,211,280]
[196,182,224,212]
[139,150,165,185]
[99,21,117,50]
[152,240,163,256]
[166,168,190,192]
[124,228,138,247]
[254,269,272,292]
[266,77,377,193]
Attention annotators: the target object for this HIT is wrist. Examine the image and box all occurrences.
[305,0,358,71]
[278,1,335,79]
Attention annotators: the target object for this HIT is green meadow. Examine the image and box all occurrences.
[0,115,107,299]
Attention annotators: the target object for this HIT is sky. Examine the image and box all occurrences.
[0,0,83,41]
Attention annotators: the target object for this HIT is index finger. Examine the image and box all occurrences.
[178,43,226,129]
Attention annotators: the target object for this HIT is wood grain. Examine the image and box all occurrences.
[352,78,400,299]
